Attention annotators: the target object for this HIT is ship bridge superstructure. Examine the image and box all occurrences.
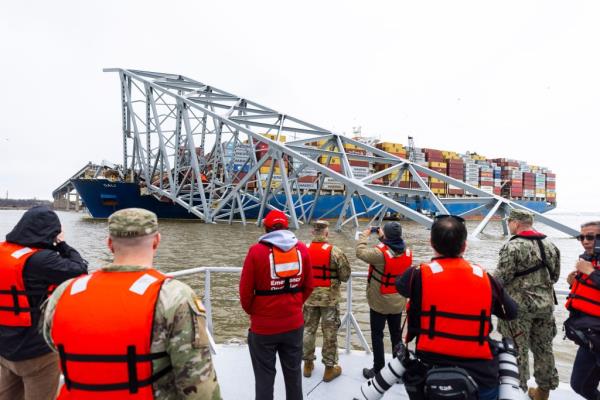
[103,68,578,237]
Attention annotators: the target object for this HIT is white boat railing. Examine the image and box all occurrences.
[169,266,571,355]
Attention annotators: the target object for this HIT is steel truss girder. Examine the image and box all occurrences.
[103,68,578,237]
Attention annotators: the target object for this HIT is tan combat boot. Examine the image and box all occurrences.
[303,360,314,378]
[528,387,550,400]
[323,365,342,382]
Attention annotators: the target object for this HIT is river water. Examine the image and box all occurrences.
[2,208,595,382]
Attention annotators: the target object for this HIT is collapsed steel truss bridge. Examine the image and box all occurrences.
[103,68,578,237]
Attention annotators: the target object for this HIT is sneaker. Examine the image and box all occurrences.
[303,360,314,378]
[362,367,376,379]
[323,365,342,382]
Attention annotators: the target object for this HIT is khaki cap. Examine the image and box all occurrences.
[312,220,330,229]
[508,209,534,224]
[108,208,158,238]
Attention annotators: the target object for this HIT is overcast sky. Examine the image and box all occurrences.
[0,1,598,212]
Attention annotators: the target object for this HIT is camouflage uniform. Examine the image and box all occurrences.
[303,234,351,367]
[42,208,221,400]
[493,211,560,391]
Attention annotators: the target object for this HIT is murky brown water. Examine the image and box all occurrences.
[2,209,595,382]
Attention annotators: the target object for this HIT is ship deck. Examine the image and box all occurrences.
[213,344,579,399]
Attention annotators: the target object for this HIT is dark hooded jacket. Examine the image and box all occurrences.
[0,206,88,361]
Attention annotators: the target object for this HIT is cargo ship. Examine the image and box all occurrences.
[68,137,556,220]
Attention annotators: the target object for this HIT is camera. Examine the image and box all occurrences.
[593,234,600,262]
[370,226,380,234]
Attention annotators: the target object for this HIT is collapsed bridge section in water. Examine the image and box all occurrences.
[101,68,577,237]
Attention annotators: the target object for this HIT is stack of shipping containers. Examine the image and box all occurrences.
[424,149,447,195]
[233,134,557,205]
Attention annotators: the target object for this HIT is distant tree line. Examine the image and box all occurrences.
[0,198,53,209]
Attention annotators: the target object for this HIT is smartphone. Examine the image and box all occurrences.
[370,226,380,234]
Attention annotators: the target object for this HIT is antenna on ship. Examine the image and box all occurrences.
[407,136,416,162]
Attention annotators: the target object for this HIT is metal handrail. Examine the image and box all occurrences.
[169,266,571,355]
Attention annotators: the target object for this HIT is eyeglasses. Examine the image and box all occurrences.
[577,234,599,242]
[434,214,465,224]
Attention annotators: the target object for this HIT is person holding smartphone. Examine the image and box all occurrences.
[356,221,412,379]
[565,221,600,400]
[0,206,88,400]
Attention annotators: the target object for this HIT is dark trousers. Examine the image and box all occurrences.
[370,309,402,371]
[571,345,600,400]
[248,326,303,400]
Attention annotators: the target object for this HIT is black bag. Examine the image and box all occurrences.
[403,358,429,400]
[565,316,600,353]
[424,367,479,400]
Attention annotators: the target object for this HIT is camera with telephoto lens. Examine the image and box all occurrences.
[593,234,600,262]
[370,226,380,234]
[354,338,524,400]
[354,342,410,400]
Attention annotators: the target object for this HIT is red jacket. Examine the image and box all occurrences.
[239,232,313,335]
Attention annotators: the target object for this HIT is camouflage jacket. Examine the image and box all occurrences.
[494,234,560,314]
[42,265,221,400]
[356,232,406,314]
[305,236,351,307]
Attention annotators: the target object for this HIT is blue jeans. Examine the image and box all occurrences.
[571,345,600,400]
[478,386,499,400]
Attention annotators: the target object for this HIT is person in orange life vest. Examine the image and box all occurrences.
[565,221,600,400]
[396,215,518,400]
[302,220,350,382]
[356,221,412,379]
[0,206,88,400]
[239,210,313,400]
[43,208,221,400]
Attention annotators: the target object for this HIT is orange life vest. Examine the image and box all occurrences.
[51,269,171,399]
[255,245,303,296]
[0,242,41,327]
[308,242,335,288]
[566,260,600,317]
[368,243,413,294]
[415,258,493,360]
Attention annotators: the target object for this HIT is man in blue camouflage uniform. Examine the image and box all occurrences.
[494,209,560,400]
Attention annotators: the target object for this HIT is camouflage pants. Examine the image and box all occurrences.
[302,305,341,367]
[498,312,559,391]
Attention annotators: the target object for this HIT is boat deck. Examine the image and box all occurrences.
[213,344,579,399]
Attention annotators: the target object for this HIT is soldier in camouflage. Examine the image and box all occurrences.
[493,209,560,400]
[302,220,351,382]
[43,208,221,400]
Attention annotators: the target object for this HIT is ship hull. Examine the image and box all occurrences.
[72,179,555,220]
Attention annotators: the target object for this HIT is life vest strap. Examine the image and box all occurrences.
[0,286,54,315]
[368,266,397,287]
[568,293,600,307]
[312,265,338,281]
[58,344,172,394]
[420,306,490,344]
[254,287,302,296]
[416,329,490,343]
[575,275,600,291]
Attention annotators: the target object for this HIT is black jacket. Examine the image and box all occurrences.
[0,206,88,361]
[396,258,518,389]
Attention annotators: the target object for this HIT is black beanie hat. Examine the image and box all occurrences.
[383,221,402,241]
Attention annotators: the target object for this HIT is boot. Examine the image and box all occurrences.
[303,360,314,378]
[528,387,550,400]
[323,365,342,382]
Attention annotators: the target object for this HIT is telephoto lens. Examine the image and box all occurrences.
[354,343,408,400]
[497,338,525,400]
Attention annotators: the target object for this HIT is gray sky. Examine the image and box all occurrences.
[1,0,598,211]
